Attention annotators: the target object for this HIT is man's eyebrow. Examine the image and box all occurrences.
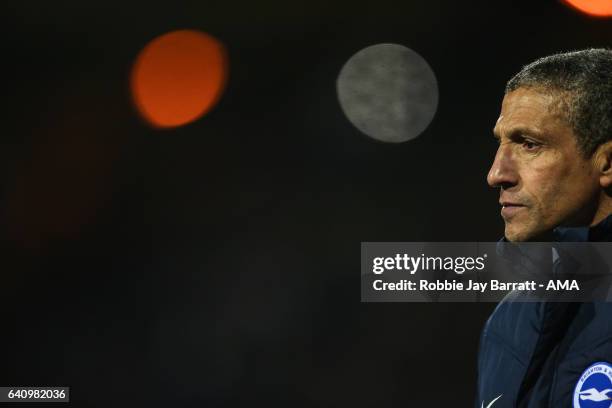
[494,126,544,140]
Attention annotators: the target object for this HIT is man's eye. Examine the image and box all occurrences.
[522,140,540,151]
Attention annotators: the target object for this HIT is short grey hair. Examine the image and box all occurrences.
[506,48,612,156]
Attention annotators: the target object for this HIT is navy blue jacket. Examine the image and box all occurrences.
[475,216,612,407]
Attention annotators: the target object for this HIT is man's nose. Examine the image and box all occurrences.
[487,144,519,188]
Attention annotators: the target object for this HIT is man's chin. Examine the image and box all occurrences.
[504,224,554,242]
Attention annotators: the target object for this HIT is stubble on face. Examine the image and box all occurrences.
[489,88,600,242]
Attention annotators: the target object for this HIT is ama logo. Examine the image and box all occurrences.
[573,362,612,408]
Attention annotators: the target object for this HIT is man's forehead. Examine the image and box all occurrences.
[493,89,560,136]
[502,90,553,116]
[492,115,504,136]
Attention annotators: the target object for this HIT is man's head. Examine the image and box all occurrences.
[487,49,612,242]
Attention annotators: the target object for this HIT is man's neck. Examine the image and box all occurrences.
[590,192,612,227]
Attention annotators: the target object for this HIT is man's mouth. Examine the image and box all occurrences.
[500,202,526,218]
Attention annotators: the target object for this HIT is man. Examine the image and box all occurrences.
[476,49,612,407]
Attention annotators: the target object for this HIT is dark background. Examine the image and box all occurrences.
[1,0,610,406]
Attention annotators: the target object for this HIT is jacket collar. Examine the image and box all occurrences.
[553,214,612,243]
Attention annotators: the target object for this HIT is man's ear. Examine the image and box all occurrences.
[594,141,612,188]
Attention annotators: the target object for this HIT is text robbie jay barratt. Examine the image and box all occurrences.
[371,279,580,292]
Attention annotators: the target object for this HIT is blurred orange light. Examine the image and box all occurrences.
[562,0,612,16]
[131,29,228,128]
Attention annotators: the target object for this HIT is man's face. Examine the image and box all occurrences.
[488,87,600,242]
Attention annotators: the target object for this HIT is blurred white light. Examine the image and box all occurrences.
[337,44,439,143]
